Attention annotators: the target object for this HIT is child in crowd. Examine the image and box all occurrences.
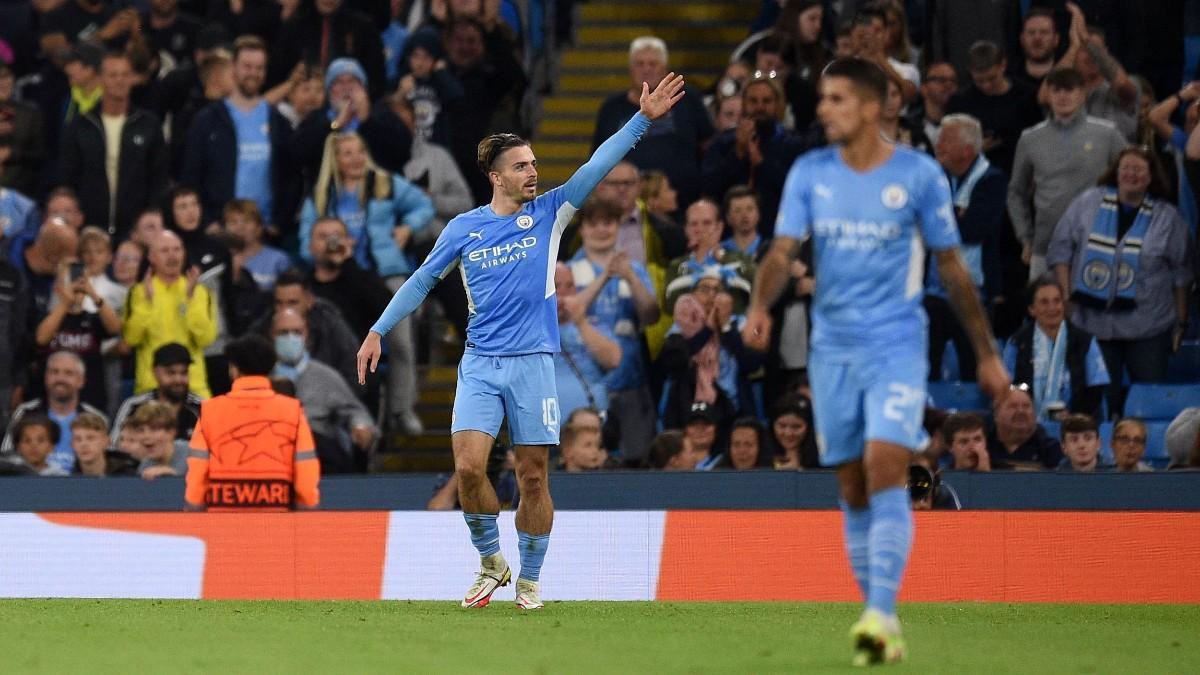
[13,415,68,476]
[558,424,610,472]
[1059,414,1105,472]
[71,412,137,477]
[223,199,292,290]
[129,401,188,480]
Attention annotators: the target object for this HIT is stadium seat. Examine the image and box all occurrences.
[1166,340,1200,383]
[1098,422,1114,464]
[1123,383,1200,421]
[927,381,987,411]
[1144,420,1171,469]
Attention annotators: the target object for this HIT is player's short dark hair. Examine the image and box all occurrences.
[225,334,276,376]
[941,412,985,445]
[1045,67,1085,91]
[966,40,1005,72]
[579,197,625,225]
[14,414,61,446]
[648,430,686,469]
[821,57,888,103]
[477,133,530,175]
[1061,413,1099,438]
[722,185,759,214]
[1026,274,1063,307]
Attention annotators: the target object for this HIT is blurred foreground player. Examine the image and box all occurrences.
[185,335,320,510]
[743,58,1010,665]
[358,73,688,610]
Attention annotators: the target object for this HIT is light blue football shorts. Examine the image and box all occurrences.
[452,352,560,446]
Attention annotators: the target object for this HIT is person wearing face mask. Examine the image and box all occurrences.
[271,308,376,473]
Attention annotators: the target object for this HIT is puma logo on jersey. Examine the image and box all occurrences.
[468,230,484,240]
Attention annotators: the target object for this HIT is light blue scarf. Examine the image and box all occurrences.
[1073,189,1151,310]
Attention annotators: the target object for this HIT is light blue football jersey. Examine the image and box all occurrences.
[775,145,960,357]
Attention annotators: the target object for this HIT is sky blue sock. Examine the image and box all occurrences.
[839,500,871,599]
[463,513,501,557]
[866,487,914,616]
[517,530,550,582]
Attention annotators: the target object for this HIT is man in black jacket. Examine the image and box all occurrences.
[269,0,387,102]
[57,52,168,239]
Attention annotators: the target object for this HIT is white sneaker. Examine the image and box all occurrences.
[461,555,510,608]
[515,578,544,610]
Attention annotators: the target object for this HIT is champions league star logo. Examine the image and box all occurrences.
[516,215,534,230]
[881,184,908,209]
[1083,260,1111,290]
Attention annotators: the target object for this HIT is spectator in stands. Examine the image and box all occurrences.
[712,87,743,133]
[944,41,1042,176]
[0,60,45,197]
[721,186,768,260]
[750,33,818,134]
[566,198,660,462]
[223,199,290,291]
[73,226,126,316]
[553,262,621,421]
[682,401,722,470]
[152,25,233,176]
[184,36,296,233]
[44,188,86,232]
[701,75,807,234]
[11,218,77,332]
[271,308,376,473]
[1146,81,1200,234]
[130,399,188,479]
[881,75,931,153]
[1009,8,1059,92]
[1166,407,1200,469]
[1009,67,1127,279]
[1111,417,1153,472]
[40,1,137,51]
[1058,413,1105,472]
[647,429,691,470]
[986,385,1063,469]
[58,51,168,238]
[664,199,754,313]
[1065,5,1139,141]
[271,0,387,102]
[0,226,27,431]
[142,0,201,69]
[71,411,137,477]
[2,351,107,473]
[850,5,917,101]
[123,230,217,398]
[927,114,1006,381]
[129,208,164,248]
[397,28,464,150]
[769,395,818,469]
[275,62,325,130]
[444,16,529,204]
[0,178,39,243]
[908,61,957,145]
[716,416,773,469]
[1003,277,1110,422]
[34,257,122,411]
[111,238,143,293]
[21,42,100,162]
[926,0,1020,78]
[9,414,67,476]
[941,412,991,471]
[1048,146,1192,413]
[641,170,678,224]
[249,269,361,392]
[557,423,611,472]
[291,57,413,189]
[109,342,202,445]
[732,0,829,85]
[592,36,715,211]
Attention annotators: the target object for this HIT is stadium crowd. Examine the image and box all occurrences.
[0,0,1199,490]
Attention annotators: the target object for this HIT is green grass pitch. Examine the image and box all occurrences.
[1,600,1197,673]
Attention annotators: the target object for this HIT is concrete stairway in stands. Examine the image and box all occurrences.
[536,0,758,188]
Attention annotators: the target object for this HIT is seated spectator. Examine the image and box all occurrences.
[944,41,1043,175]
[927,114,1007,381]
[1047,146,1192,415]
[941,411,992,471]
[130,208,165,248]
[223,199,290,290]
[1008,67,1126,279]
[2,351,107,472]
[716,416,773,470]
[881,75,931,154]
[664,199,755,314]
[1166,407,1200,469]
[647,429,695,471]
[1058,413,1106,472]
[10,414,68,476]
[721,187,770,260]
[640,170,678,224]
[249,269,362,391]
[702,75,808,234]
[557,423,612,472]
[592,36,715,211]
[908,61,957,145]
[271,308,376,473]
[1111,417,1153,472]
[683,401,723,470]
[123,230,218,397]
[291,57,412,187]
[566,198,660,462]
[769,395,819,469]
[110,342,202,445]
[1002,277,1110,422]
[71,411,137,477]
[129,399,188,480]
[553,262,621,421]
[986,386,1063,469]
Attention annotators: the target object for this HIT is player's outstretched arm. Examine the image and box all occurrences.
[741,236,801,351]
[561,73,687,207]
[934,248,1012,400]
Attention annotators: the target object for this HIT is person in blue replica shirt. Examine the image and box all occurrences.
[357,72,687,612]
[742,58,1010,666]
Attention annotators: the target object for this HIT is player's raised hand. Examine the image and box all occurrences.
[976,353,1012,404]
[741,305,772,352]
[640,72,686,120]
[357,331,382,386]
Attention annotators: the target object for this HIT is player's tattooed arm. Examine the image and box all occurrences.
[742,236,802,351]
